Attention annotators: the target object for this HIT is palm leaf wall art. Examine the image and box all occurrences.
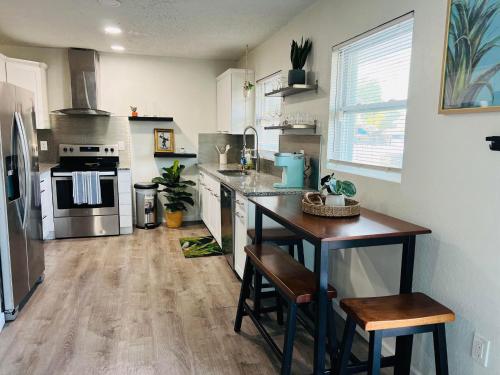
[440,0,500,113]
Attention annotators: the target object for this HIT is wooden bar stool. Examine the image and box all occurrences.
[234,244,338,375]
[247,228,305,263]
[334,293,455,375]
[247,228,305,323]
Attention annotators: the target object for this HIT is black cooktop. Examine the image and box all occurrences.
[51,156,119,174]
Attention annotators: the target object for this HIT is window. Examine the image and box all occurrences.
[328,14,414,174]
[255,72,282,158]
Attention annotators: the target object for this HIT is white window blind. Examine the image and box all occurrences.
[256,72,282,158]
[328,14,414,170]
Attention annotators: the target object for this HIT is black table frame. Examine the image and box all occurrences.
[254,205,417,375]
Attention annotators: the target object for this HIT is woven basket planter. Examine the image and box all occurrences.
[302,197,360,218]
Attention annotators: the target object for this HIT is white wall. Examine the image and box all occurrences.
[240,0,500,374]
[98,53,233,220]
[0,44,234,221]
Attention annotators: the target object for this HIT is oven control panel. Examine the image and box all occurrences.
[59,144,119,157]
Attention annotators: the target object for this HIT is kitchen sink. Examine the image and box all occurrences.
[217,169,249,176]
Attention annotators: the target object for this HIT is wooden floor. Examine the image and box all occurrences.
[0,225,380,375]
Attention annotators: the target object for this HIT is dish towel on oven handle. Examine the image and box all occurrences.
[72,171,102,205]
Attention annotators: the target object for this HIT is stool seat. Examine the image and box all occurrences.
[245,244,336,304]
[340,293,455,331]
[247,228,302,243]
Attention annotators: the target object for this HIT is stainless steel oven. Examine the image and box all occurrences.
[51,144,120,238]
[52,171,118,217]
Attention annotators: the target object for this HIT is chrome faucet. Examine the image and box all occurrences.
[242,125,260,172]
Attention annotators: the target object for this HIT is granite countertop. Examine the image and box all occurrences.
[198,163,314,197]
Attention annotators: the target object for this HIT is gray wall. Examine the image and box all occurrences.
[38,115,132,167]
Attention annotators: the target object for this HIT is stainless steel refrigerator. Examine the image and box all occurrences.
[0,82,44,321]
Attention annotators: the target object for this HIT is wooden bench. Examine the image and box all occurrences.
[234,244,337,375]
[335,293,455,375]
[247,228,305,322]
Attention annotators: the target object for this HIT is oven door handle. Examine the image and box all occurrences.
[52,171,116,177]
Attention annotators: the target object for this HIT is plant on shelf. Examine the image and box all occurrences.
[289,37,312,86]
[130,106,138,117]
[320,173,356,207]
[152,160,196,228]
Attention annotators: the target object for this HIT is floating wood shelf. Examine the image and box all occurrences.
[129,116,174,122]
[265,121,317,133]
[265,81,318,98]
[154,152,197,158]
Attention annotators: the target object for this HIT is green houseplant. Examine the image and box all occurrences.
[320,173,356,207]
[289,37,313,85]
[152,160,196,228]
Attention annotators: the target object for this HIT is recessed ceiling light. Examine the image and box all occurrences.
[98,0,121,7]
[105,26,122,35]
[111,45,125,51]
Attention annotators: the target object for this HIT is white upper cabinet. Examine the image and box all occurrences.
[0,54,6,82]
[6,57,49,129]
[216,68,254,134]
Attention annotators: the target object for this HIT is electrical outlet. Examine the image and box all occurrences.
[40,141,48,151]
[472,332,490,367]
[118,141,125,151]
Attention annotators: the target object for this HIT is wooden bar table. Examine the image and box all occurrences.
[249,195,431,375]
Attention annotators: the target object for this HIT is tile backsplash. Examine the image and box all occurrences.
[38,115,132,167]
[198,133,254,164]
[198,132,321,189]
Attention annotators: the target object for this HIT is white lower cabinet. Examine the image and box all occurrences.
[199,171,221,246]
[118,169,133,234]
[40,170,55,240]
[234,192,248,278]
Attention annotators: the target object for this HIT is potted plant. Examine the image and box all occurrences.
[320,173,356,207]
[289,37,312,85]
[152,160,196,228]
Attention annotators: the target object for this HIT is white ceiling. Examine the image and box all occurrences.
[0,0,316,60]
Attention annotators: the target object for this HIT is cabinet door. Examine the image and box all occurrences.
[230,70,247,135]
[6,59,49,129]
[0,55,6,82]
[216,74,231,133]
[199,173,205,222]
[234,203,248,279]
[213,182,221,245]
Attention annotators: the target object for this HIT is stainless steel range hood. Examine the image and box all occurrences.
[53,48,111,116]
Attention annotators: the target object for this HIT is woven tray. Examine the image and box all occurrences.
[302,197,360,217]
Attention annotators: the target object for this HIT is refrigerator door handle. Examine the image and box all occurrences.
[14,112,31,229]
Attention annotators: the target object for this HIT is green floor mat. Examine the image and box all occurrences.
[180,235,224,258]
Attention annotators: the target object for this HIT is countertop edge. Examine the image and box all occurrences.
[198,163,312,197]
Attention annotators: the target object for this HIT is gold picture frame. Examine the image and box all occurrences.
[439,0,500,114]
[154,128,175,153]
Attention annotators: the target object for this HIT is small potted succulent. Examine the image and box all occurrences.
[152,160,196,228]
[289,37,312,85]
[320,173,356,207]
[130,106,138,117]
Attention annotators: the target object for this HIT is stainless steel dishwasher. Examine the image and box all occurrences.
[220,183,235,269]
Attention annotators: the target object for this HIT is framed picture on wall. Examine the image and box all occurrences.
[439,0,500,114]
[154,129,175,153]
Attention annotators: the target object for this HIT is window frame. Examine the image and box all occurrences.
[327,12,415,182]
[255,70,283,160]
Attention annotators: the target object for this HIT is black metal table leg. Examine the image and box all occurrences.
[395,235,416,375]
[255,206,263,244]
[313,242,330,375]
